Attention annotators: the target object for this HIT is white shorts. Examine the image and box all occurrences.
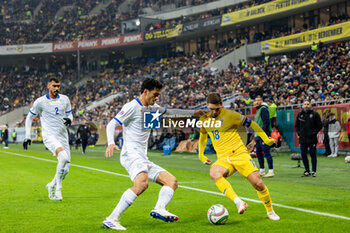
[43,134,70,156]
[122,157,166,182]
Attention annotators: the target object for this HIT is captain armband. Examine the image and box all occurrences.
[242,117,252,127]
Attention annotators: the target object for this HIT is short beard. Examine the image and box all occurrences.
[51,91,58,97]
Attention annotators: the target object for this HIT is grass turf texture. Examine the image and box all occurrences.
[0,143,349,233]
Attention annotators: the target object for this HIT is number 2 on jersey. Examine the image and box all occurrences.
[212,130,220,140]
[55,107,59,115]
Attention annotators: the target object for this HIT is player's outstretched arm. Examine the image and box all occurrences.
[198,132,212,165]
[105,118,120,157]
[63,112,73,126]
[155,106,207,117]
[249,121,275,146]
[64,101,73,126]
[23,112,34,150]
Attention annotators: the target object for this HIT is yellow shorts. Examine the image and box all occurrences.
[212,147,258,178]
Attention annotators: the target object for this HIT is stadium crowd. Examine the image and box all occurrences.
[3,41,349,128]
[43,0,122,42]
[143,0,275,32]
[1,0,278,45]
[0,0,41,21]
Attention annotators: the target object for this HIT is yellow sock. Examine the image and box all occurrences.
[215,177,238,201]
[257,186,273,212]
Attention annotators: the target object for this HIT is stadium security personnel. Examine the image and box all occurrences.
[264,55,269,63]
[76,121,91,155]
[295,101,322,177]
[268,102,277,128]
[12,129,17,143]
[311,42,318,51]
[254,97,274,178]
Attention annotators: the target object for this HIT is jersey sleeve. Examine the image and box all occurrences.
[229,111,245,125]
[114,103,135,125]
[29,98,42,116]
[199,115,208,134]
[65,97,73,115]
[150,103,168,115]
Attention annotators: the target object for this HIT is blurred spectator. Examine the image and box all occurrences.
[327,113,341,158]
[1,125,9,149]
[322,110,331,156]
[76,121,91,155]
[347,116,350,143]
[88,131,99,145]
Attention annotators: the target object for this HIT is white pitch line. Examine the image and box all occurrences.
[178,186,350,221]
[1,150,350,221]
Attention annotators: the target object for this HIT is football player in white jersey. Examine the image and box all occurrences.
[23,77,73,201]
[103,78,201,230]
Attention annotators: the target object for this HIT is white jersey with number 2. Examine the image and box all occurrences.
[28,94,72,139]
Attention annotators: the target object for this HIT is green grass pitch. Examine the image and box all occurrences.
[1,143,349,233]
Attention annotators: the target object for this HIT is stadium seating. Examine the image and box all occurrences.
[0,0,276,45]
[3,41,349,128]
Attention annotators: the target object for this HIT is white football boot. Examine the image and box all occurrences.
[267,210,280,220]
[54,189,63,201]
[46,183,56,200]
[102,218,126,230]
[236,201,249,214]
[150,209,179,222]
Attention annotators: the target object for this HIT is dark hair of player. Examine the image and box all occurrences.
[140,78,163,94]
[49,77,60,83]
[206,92,222,105]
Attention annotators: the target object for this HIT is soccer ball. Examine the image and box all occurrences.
[345,156,350,163]
[207,204,229,225]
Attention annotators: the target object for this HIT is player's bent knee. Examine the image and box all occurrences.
[171,178,178,190]
[161,177,177,190]
[254,180,265,191]
[210,170,222,181]
[210,165,227,182]
[134,181,149,195]
[55,147,64,156]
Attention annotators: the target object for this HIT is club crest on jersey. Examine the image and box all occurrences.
[143,110,161,129]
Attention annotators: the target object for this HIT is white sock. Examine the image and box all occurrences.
[62,162,70,180]
[233,197,242,206]
[154,186,174,210]
[49,174,56,187]
[108,189,137,220]
[269,169,274,174]
[55,150,70,191]
[260,168,265,173]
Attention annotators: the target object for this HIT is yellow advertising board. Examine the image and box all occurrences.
[261,21,350,54]
[31,126,42,142]
[144,25,183,41]
[221,0,318,26]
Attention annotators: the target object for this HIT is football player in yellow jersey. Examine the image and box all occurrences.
[198,93,280,220]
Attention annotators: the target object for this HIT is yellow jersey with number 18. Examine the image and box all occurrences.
[199,108,250,158]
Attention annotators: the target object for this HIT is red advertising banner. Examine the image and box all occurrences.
[53,41,76,52]
[294,103,350,149]
[122,33,143,44]
[52,33,143,52]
